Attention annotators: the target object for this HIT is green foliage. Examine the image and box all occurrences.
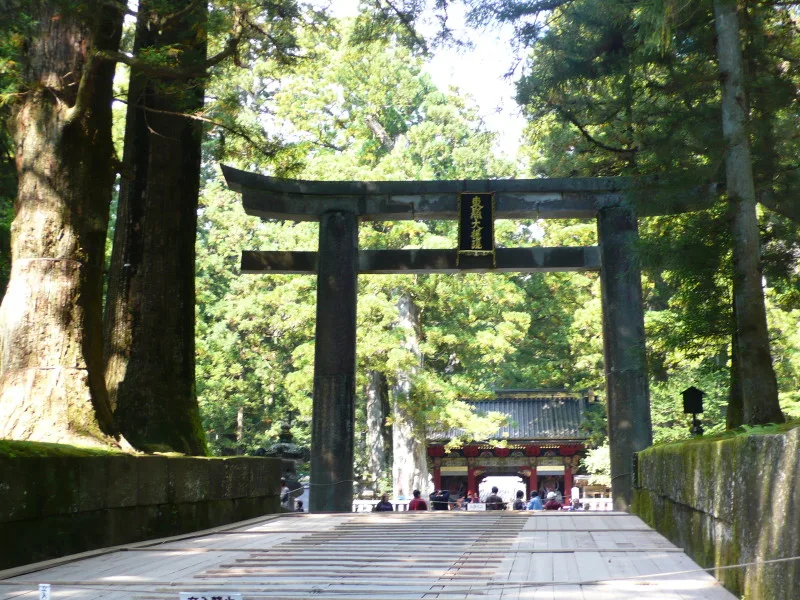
[201,1,325,172]
[0,5,37,100]
[766,289,800,419]
[649,363,729,444]
[196,182,318,455]
[507,0,800,428]
[191,2,800,462]
[580,401,608,449]
[580,443,610,486]
[195,17,607,462]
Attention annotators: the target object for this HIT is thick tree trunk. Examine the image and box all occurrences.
[365,370,390,487]
[713,0,783,425]
[391,293,429,498]
[104,0,207,454]
[0,2,123,447]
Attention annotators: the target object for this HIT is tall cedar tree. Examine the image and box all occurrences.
[0,0,123,446]
[104,0,208,454]
[713,0,783,425]
[467,0,789,426]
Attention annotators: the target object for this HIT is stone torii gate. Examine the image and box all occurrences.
[222,165,703,512]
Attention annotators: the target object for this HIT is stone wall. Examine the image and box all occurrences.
[0,455,282,570]
[632,426,800,600]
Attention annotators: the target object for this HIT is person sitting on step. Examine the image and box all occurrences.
[527,491,543,511]
[408,489,428,511]
[485,486,506,510]
[374,493,394,512]
[543,491,563,511]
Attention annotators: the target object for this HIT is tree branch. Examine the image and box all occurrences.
[159,0,205,31]
[473,0,575,24]
[112,97,285,163]
[554,106,638,154]
[372,0,429,52]
[96,35,239,80]
[67,51,102,124]
[757,188,800,224]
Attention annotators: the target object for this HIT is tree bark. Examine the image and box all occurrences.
[0,1,123,446]
[391,293,429,498]
[365,370,390,487]
[727,306,744,429]
[104,0,207,454]
[713,0,783,425]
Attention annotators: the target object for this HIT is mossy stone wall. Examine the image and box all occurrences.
[0,455,282,570]
[632,426,799,600]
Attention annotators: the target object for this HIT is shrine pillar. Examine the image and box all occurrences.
[310,211,359,513]
[467,458,476,494]
[432,457,442,490]
[564,458,573,500]
[529,463,538,497]
[598,206,653,511]
[520,467,533,498]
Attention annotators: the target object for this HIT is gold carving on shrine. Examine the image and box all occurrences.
[470,196,483,250]
[457,192,495,266]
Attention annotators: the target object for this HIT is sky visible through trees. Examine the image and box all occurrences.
[315,0,527,156]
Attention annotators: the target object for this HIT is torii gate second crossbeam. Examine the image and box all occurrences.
[222,165,708,512]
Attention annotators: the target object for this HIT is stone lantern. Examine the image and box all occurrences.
[263,423,310,499]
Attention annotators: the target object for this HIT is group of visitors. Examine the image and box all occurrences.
[484,487,565,511]
[373,489,429,512]
[370,485,584,512]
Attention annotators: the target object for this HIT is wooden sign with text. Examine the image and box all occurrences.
[457,192,495,268]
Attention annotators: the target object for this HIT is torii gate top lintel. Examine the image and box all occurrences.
[221,164,708,222]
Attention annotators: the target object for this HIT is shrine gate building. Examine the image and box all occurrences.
[427,390,591,500]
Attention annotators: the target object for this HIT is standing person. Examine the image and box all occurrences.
[408,489,428,511]
[280,479,292,510]
[512,490,526,510]
[431,489,451,510]
[527,492,543,511]
[485,486,506,510]
[543,491,563,511]
[374,493,394,512]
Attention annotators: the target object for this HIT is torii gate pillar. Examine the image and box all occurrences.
[310,210,358,512]
[598,206,653,511]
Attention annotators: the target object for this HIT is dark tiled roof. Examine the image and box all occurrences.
[429,393,590,442]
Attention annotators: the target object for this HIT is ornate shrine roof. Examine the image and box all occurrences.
[429,390,591,443]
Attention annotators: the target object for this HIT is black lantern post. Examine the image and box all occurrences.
[682,386,705,436]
